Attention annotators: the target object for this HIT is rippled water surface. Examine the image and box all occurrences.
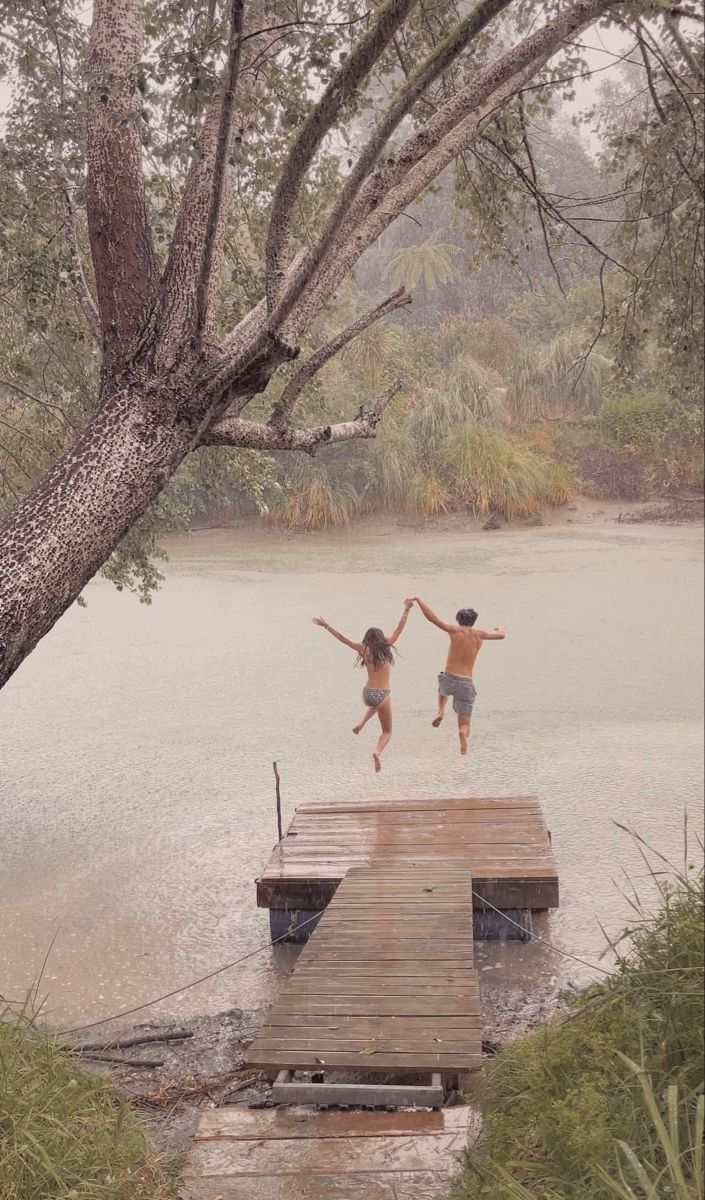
[1,521,703,1027]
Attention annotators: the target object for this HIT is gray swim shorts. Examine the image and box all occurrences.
[363,687,390,708]
[438,672,477,717]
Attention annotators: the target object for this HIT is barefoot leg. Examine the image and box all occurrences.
[353,705,378,735]
[432,691,449,728]
[458,716,471,756]
[373,698,392,772]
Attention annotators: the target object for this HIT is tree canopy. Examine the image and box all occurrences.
[0,0,702,686]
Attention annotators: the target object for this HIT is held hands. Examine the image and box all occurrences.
[404,597,417,609]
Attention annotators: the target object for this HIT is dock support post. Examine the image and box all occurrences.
[269,908,323,943]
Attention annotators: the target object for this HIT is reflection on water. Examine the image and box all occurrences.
[1,522,703,1027]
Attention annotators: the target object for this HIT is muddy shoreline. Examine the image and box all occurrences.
[72,972,581,1162]
[181,494,703,545]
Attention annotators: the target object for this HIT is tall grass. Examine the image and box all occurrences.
[271,457,360,530]
[507,333,609,421]
[410,356,505,444]
[0,1001,176,1199]
[448,854,704,1200]
[362,416,419,511]
[438,423,550,518]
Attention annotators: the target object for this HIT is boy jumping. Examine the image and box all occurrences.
[407,598,506,756]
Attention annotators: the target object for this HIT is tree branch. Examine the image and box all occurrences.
[155,2,271,371]
[86,0,159,372]
[195,0,246,343]
[264,0,418,311]
[0,377,79,431]
[61,181,102,345]
[273,0,513,329]
[268,288,411,427]
[206,381,402,453]
[664,13,704,80]
[277,0,617,345]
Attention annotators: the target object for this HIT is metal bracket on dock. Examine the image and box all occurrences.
[272,1070,445,1110]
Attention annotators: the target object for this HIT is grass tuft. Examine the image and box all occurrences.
[0,1001,177,1199]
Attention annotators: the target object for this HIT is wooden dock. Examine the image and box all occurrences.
[184,795,559,1193]
[246,864,480,1095]
[183,1104,476,1199]
[257,795,559,915]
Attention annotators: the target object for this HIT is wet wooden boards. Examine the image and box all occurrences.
[246,865,481,1081]
[183,1103,475,1199]
[257,795,559,913]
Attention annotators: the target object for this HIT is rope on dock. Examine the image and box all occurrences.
[60,883,701,1038]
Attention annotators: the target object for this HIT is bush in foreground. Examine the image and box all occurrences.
[450,859,704,1199]
[0,1003,176,1200]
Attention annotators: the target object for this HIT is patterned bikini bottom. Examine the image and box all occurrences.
[362,687,390,708]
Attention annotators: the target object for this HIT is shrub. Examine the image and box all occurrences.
[602,389,705,493]
[602,388,669,445]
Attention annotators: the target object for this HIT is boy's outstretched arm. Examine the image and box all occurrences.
[387,598,415,646]
[411,597,455,633]
[480,626,507,640]
[313,617,364,653]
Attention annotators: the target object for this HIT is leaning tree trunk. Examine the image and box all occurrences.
[0,387,194,688]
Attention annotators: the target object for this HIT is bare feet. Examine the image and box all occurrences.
[432,714,444,728]
[373,752,382,773]
[352,724,362,735]
[459,731,469,755]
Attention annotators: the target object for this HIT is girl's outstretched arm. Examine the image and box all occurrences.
[313,617,364,653]
[387,598,415,645]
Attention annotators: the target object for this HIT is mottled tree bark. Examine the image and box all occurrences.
[0,386,192,684]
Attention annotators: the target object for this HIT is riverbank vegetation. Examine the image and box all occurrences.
[449,856,704,1200]
[0,1001,176,1199]
[264,305,704,531]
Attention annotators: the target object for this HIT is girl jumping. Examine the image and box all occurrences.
[313,600,414,772]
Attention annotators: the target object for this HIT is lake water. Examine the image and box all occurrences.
[1,520,703,1031]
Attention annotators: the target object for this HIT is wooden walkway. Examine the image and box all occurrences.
[246,864,481,1080]
[183,1104,475,1199]
[257,795,559,915]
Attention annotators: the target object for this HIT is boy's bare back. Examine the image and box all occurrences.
[445,626,488,678]
[410,597,506,679]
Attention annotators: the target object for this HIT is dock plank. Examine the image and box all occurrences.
[257,794,557,913]
[247,865,480,1075]
[183,1106,476,1200]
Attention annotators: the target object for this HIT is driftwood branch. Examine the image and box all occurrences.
[73,1030,194,1053]
[76,1052,164,1068]
[269,289,411,428]
[206,380,402,453]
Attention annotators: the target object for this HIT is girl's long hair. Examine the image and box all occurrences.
[357,627,395,671]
